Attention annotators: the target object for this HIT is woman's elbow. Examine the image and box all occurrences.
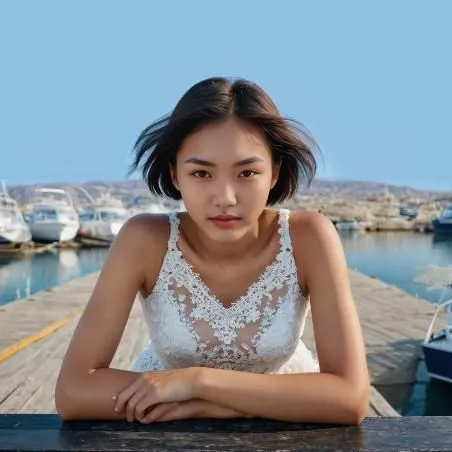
[55,375,79,421]
[344,402,368,426]
[55,401,75,421]
[345,385,370,425]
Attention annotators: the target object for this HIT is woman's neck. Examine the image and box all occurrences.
[180,209,278,264]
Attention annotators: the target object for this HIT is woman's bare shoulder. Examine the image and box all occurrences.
[288,210,336,241]
[121,212,171,243]
[287,210,342,292]
[119,212,172,271]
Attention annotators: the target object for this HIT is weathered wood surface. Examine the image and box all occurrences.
[1,414,452,452]
[305,270,446,385]
[0,273,98,351]
[1,267,438,416]
[0,301,392,416]
[1,269,442,385]
[0,300,147,414]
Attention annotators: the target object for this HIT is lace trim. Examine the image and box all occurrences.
[167,209,292,309]
[156,210,300,349]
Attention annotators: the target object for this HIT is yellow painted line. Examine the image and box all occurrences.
[0,309,83,364]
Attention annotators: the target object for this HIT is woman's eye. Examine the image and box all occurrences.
[240,170,258,178]
[190,170,210,178]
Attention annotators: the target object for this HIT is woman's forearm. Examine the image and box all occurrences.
[195,399,253,419]
[55,368,139,420]
[56,367,369,424]
[55,368,252,422]
[194,369,369,425]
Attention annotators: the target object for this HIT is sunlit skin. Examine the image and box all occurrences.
[55,116,370,426]
[170,117,280,261]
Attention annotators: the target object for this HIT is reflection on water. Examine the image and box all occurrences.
[339,230,452,303]
[424,379,452,416]
[0,248,108,305]
[378,361,452,416]
[339,230,452,416]
[3,231,450,306]
[431,232,452,252]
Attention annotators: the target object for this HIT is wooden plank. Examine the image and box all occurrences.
[0,273,98,351]
[1,266,442,415]
[302,269,445,385]
[0,301,149,413]
[369,386,399,417]
[1,269,444,386]
[0,301,391,417]
[1,414,452,451]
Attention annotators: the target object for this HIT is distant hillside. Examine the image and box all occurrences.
[309,179,446,197]
[6,178,451,210]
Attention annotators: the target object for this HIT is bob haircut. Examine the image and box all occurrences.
[130,77,319,206]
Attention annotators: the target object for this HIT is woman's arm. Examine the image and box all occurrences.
[145,399,253,423]
[189,212,370,424]
[55,214,167,420]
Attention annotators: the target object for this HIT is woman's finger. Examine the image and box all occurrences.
[146,400,203,423]
[135,394,165,422]
[115,377,143,413]
[142,403,182,424]
[126,387,147,422]
[155,402,196,422]
[139,402,178,424]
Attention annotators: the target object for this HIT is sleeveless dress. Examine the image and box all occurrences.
[131,209,319,374]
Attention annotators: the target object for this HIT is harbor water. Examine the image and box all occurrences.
[337,230,452,416]
[1,230,452,415]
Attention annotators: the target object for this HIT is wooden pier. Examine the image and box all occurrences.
[305,270,445,386]
[1,268,444,417]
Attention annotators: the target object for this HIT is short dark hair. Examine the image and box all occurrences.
[129,77,319,205]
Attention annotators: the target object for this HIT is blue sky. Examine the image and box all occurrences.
[1,0,451,191]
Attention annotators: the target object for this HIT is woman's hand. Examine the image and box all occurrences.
[138,399,253,424]
[114,367,202,422]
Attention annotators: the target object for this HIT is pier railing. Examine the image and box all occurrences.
[1,414,451,451]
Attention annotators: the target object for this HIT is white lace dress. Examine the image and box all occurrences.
[131,209,319,375]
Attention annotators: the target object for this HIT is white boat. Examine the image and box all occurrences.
[127,195,176,216]
[78,205,129,244]
[415,265,452,384]
[335,217,365,231]
[27,188,80,243]
[0,184,31,248]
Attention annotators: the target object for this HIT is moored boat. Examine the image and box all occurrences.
[26,188,79,243]
[432,204,452,234]
[335,217,365,231]
[0,183,31,248]
[77,205,129,244]
[415,265,452,384]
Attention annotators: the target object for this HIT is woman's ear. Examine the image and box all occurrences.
[170,164,180,191]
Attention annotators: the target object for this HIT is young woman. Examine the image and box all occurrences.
[55,77,370,425]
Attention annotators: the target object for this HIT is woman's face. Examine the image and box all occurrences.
[171,117,280,243]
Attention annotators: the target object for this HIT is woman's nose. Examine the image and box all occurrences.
[213,181,237,207]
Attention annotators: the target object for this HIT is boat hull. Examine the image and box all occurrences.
[78,221,124,243]
[336,223,363,230]
[423,335,452,384]
[0,227,32,247]
[30,222,79,243]
[432,218,452,234]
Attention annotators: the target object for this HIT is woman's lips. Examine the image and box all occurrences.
[209,216,241,229]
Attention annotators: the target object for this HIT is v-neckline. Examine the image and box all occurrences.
[170,210,286,312]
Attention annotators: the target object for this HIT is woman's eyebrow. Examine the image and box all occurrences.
[183,156,265,166]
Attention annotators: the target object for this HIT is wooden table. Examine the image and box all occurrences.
[1,414,452,451]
